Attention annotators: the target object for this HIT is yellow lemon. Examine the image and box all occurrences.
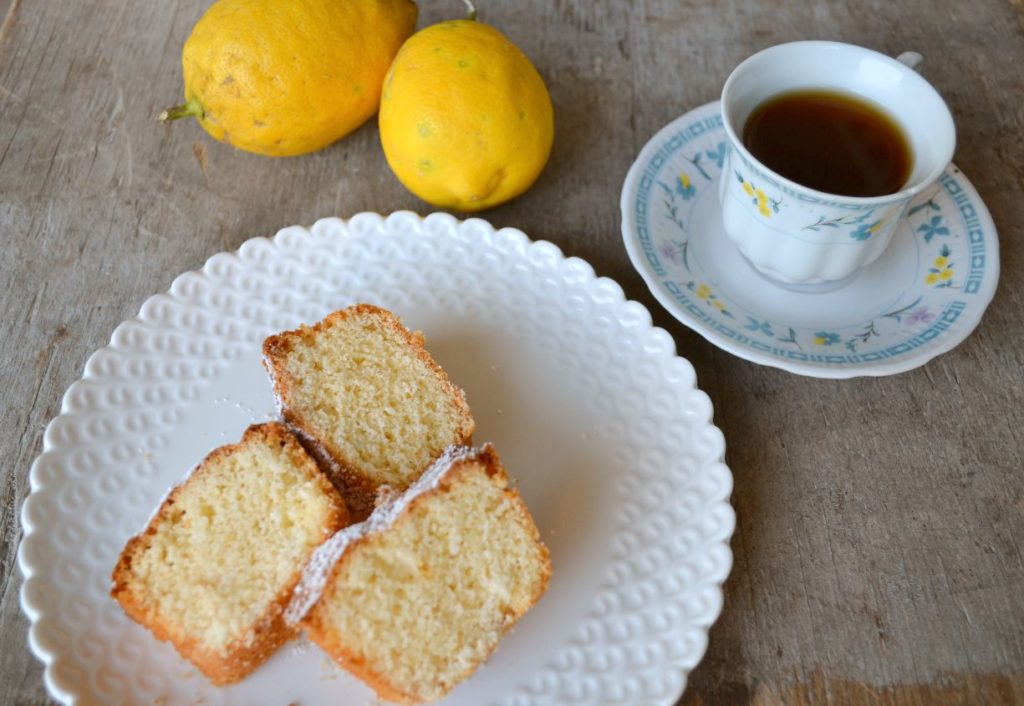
[161,0,418,157]
[379,20,554,211]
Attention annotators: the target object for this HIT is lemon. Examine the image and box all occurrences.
[379,20,554,211]
[161,0,418,157]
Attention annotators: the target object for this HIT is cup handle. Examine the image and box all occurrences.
[896,51,923,71]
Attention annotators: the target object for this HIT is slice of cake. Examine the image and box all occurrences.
[286,443,551,704]
[111,422,350,685]
[262,304,475,520]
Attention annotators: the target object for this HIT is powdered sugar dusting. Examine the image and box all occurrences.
[262,353,286,419]
[284,443,485,624]
[284,523,366,624]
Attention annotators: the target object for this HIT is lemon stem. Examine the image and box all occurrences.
[461,0,477,20]
[158,98,204,123]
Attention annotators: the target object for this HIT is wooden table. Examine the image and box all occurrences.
[2,0,1022,704]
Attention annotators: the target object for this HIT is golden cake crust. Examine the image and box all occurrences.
[298,444,551,703]
[262,303,476,520]
[110,422,350,685]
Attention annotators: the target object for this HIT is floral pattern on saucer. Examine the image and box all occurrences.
[621,101,1000,378]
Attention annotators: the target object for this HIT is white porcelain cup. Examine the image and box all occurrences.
[719,41,956,285]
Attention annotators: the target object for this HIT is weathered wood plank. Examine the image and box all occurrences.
[681,670,1024,706]
[1,0,1022,704]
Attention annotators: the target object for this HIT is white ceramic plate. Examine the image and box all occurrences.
[621,101,1000,378]
[19,212,734,706]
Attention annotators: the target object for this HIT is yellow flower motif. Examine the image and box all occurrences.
[814,335,827,345]
[926,245,954,287]
[869,210,895,234]
[738,176,778,218]
[675,171,697,199]
[689,281,734,318]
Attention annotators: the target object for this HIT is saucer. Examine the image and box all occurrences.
[620,101,1000,378]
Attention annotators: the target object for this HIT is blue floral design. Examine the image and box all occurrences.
[744,317,773,336]
[813,331,841,346]
[705,141,728,168]
[676,172,697,199]
[851,219,882,241]
[917,215,950,243]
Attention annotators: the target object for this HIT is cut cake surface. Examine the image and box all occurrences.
[111,422,350,684]
[287,443,551,704]
[262,304,475,519]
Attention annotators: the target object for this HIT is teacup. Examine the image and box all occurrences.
[718,41,955,285]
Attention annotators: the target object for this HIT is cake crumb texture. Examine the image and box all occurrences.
[262,304,475,518]
[302,443,550,704]
[111,422,349,684]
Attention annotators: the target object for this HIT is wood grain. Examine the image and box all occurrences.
[1,0,1022,704]
[680,670,1024,706]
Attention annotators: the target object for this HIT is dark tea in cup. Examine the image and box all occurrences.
[741,89,912,198]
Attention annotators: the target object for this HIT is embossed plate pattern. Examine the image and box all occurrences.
[19,213,734,706]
